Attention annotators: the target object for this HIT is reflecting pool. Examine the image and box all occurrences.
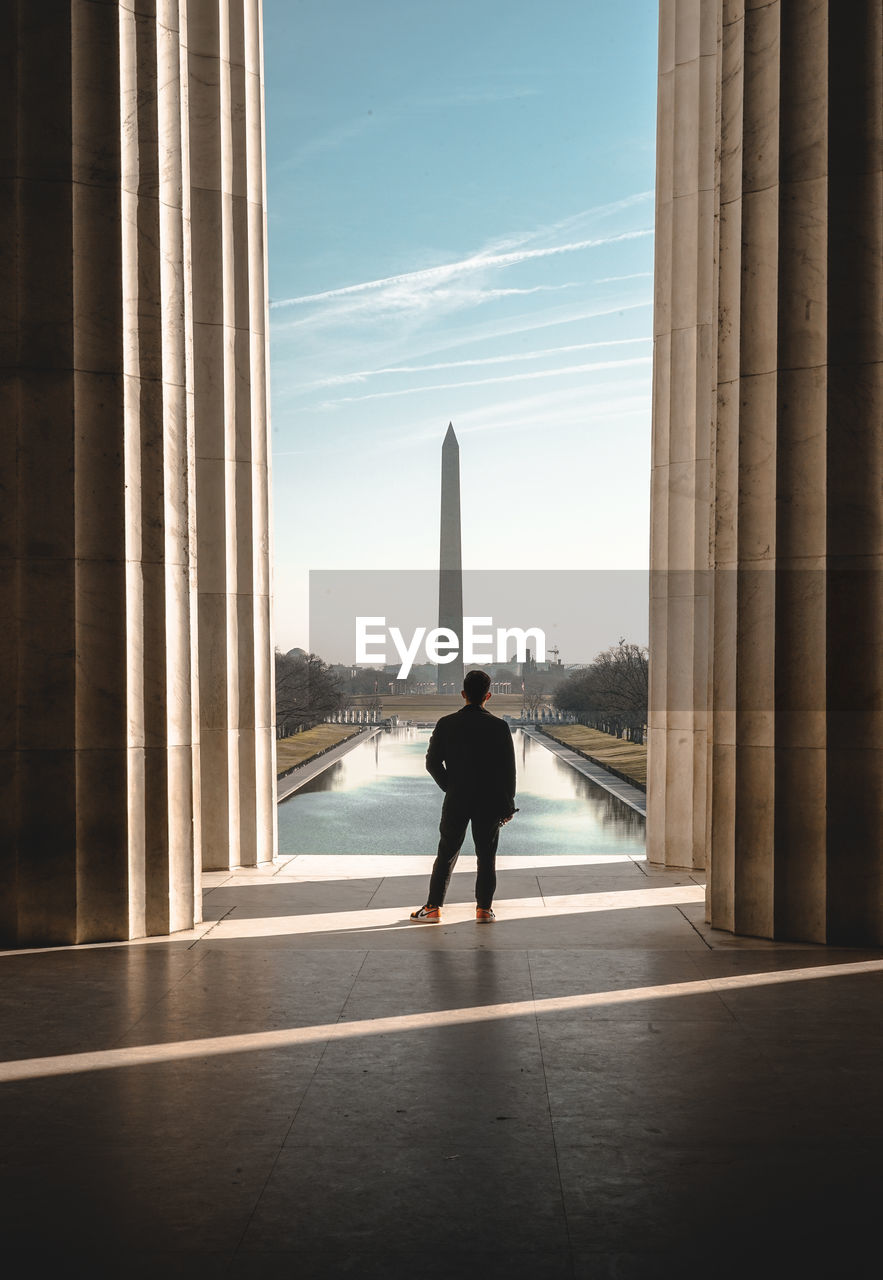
[278,727,645,858]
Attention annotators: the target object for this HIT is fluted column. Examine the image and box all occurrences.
[0,0,199,944]
[651,0,883,944]
[824,3,883,942]
[711,0,883,943]
[0,0,276,945]
[647,0,719,870]
[188,0,276,871]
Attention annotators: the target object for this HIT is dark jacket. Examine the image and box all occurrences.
[425,703,517,819]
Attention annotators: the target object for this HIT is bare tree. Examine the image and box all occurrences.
[522,672,546,713]
[275,650,342,736]
[346,666,387,695]
[553,640,648,742]
[592,640,648,741]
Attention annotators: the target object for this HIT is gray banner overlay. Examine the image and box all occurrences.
[309,570,650,676]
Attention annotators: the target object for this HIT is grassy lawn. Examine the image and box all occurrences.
[276,724,365,777]
[540,724,647,788]
[274,709,647,789]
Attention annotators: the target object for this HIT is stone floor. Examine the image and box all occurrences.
[1,853,881,1278]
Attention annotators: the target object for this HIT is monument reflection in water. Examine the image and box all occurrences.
[277,728,645,858]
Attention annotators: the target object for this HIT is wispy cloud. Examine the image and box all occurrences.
[525,191,653,244]
[594,271,653,283]
[455,394,650,438]
[270,300,654,411]
[277,116,377,171]
[275,298,652,373]
[273,282,585,333]
[272,377,652,458]
[387,381,653,448]
[318,355,652,408]
[270,228,653,311]
[404,300,653,357]
[448,283,580,302]
[303,335,651,390]
[464,190,654,262]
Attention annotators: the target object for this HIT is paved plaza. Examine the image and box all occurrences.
[2,852,881,1278]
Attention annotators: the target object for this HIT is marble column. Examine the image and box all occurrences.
[650,0,883,944]
[0,0,275,946]
[824,2,883,943]
[647,0,719,870]
[188,0,276,871]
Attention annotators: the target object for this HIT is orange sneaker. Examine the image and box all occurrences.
[476,907,496,922]
[410,904,441,923]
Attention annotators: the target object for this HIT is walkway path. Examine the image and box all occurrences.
[2,855,881,1275]
[522,725,647,816]
[277,727,382,801]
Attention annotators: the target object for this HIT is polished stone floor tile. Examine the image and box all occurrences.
[368,867,545,908]
[678,899,822,949]
[344,946,534,1006]
[0,1053,315,1157]
[240,1131,570,1267]
[113,949,366,1044]
[287,1062,552,1146]
[528,946,706,984]
[318,1015,544,1076]
[26,1250,235,1280]
[527,948,731,1021]
[196,908,705,952]
[207,879,384,919]
[230,1246,574,1280]
[0,1138,284,1254]
[558,1135,883,1261]
[0,947,206,1057]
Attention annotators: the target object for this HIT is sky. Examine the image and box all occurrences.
[263,0,659,653]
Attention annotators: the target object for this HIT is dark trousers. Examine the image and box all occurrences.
[427,796,501,910]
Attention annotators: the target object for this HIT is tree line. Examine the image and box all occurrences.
[275,653,430,733]
[274,650,342,735]
[275,640,650,744]
[552,640,648,743]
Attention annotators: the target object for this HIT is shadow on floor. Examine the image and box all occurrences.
[1,861,881,1278]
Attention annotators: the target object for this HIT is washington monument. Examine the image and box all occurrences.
[437,423,464,693]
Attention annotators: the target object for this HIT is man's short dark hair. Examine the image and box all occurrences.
[463,669,491,703]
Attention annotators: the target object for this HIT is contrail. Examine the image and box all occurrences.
[595,271,653,283]
[319,355,653,408]
[305,335,651,390]
[271,228,654,310]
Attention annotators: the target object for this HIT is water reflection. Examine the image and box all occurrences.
[278,727,645,857]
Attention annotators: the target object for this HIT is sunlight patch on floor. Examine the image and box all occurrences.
[200,884,707,939]
[2,958,880,1084]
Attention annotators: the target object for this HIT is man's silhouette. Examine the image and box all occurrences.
[411,669,517,923]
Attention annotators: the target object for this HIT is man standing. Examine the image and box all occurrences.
[411,669,517,923]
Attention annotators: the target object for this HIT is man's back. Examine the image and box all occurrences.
[425,704,516,818]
